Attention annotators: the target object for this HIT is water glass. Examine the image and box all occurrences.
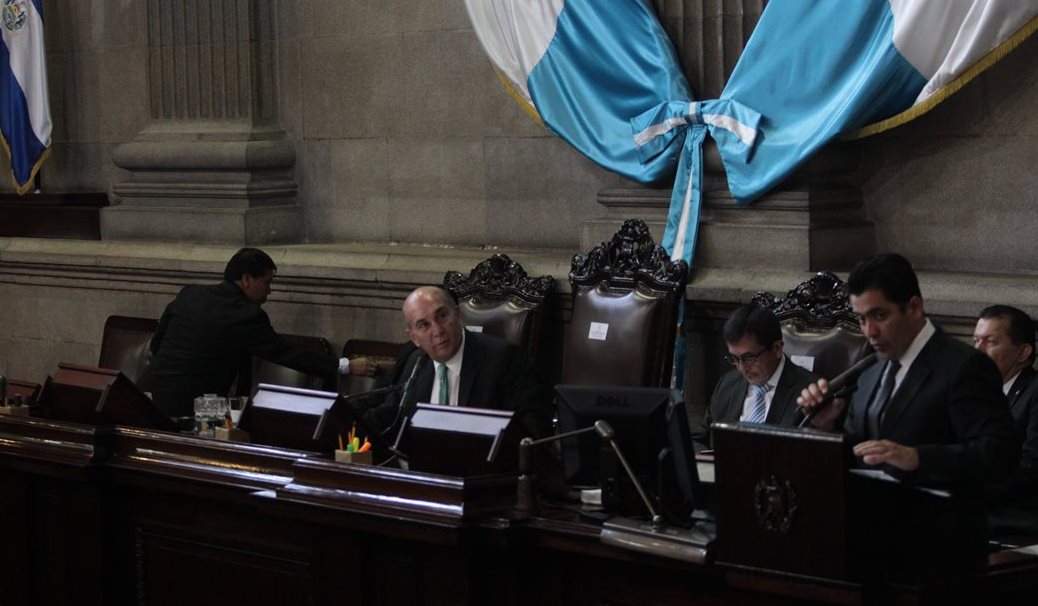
[193,394,230,437]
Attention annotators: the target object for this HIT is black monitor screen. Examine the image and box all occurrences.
[555,384,700,526]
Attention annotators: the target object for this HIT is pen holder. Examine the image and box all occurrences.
[334,449,372,465]
[214,426,250,442]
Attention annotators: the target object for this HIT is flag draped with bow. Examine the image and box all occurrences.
[464,0,1038,268]
[0,0,51,195]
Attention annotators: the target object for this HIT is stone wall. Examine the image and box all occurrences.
[3,2,1038,407]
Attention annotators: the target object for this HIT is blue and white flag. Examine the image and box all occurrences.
[720,0,1038,203]
[465,0,1038,265]
[0,0,51,195]
[464,0,759,264]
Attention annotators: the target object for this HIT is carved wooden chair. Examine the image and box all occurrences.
[250,333,336,393]
[751,272,869,381]
[561,219,688,387]
[98,315,159,384]
[443,253,554,360]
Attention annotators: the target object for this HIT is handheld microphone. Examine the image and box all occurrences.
[798,352,878,428]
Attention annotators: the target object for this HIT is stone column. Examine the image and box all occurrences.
[584,0,874,274]
[103,0,302,244]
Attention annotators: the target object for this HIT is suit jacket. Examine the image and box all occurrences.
[989,365,1038,516]
[137,281,338,417]
[362,331,552,440]
[843,327,1018,489]
[696,356,819,449]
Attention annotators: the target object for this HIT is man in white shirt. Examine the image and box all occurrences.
[695,304,819,450]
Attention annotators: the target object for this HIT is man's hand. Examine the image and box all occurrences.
[852,440,919,471]
[797,378,845,431]
[348,357,377,377]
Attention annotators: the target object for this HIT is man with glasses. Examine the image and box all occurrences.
[693,304,819,450]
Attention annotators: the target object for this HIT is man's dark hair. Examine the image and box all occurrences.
[723,304,783,348]
[979,304,1037,362]
[847,253,921,307]
[223,248,277,283]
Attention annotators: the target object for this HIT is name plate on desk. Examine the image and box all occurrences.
[396,403,515,477]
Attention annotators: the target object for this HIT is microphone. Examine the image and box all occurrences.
[798,352,878,428]
[516,419,662,529]
[378,350,427,439]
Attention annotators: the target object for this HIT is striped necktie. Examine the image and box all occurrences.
[745,383,772,424]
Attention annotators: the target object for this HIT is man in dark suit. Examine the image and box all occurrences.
[974,304,1038,535]
[800,254,1018,569]
[695,304,819,449]
[137,248,374,418]
[362,286,551,442]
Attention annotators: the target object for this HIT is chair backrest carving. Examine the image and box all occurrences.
[443,253,554,358]
[563,219,688,387]
[751,272,868,380]
[98,315,159,384]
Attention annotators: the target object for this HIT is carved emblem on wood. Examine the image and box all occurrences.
[570,219,688,292]
[753,475,799,534]
[751,271,858,332]
[443,253,553,306]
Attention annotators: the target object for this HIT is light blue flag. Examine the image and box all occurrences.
[720,0,1038,204]
[465,0,758,265]
[0,0,51,195]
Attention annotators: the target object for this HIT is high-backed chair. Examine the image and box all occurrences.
[561,219,688,387]
[751,272,869,381]
[443,253,554,359]
[98,315,159,384]
[250,333,335,393]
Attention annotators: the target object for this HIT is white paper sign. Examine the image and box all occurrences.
[465,325,484,333]
[790,354,815,371]
[588,322,609,341]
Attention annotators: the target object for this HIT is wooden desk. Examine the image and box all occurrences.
[0,415,1035,606]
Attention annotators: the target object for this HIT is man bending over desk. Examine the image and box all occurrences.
[137,248,375,418]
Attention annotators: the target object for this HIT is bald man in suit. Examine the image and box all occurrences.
[361,286,552,443]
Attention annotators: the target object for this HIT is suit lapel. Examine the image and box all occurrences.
[1009,367,1036,413]
[879,341,934,434]
[766,357,795,424]
[457,331,481,406]
[727,376,750,422]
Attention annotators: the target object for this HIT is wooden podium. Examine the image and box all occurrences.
[40,362,176,431]
[712,422,982,586]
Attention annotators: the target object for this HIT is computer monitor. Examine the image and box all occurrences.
[555,384,701,526]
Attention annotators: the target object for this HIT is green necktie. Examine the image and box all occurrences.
[438,363,449,405]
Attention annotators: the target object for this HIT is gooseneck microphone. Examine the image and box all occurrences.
[798,353,878,428]
[378,350,427,439]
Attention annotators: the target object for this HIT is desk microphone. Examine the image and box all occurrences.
[798,353,878,428]
[378,350,427,439]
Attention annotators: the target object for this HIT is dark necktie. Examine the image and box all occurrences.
[866,359,900,439]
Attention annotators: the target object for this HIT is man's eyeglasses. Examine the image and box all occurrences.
[722,346,769,366]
